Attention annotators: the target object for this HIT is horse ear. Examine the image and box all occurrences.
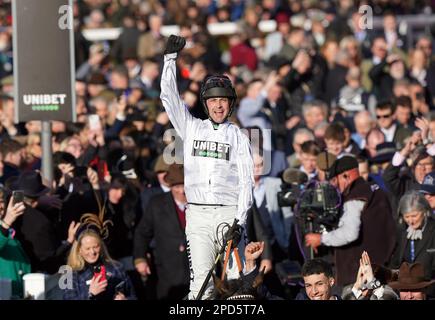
[252,267,265,289]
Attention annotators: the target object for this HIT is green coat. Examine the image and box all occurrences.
[0,229,31,298]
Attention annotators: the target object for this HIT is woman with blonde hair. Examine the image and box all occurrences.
[63,213,135,300]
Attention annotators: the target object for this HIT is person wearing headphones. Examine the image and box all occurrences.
[160,35,254,299]
[304,156,396,288]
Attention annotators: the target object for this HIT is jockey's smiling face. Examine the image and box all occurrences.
[206,97,230,124]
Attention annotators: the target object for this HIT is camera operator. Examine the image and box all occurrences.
[304,156,396,287]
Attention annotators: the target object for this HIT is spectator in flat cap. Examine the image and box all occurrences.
[133,164,190,300]
[86,72,108,98]
[418,172,435,211]
[305,156,396,287]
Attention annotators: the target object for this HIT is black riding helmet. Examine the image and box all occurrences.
[200,75,237,123]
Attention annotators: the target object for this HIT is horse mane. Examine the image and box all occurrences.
[209,268,265,300]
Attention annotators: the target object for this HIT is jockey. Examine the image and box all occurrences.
[160,35,254,299]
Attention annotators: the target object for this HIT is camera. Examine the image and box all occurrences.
[277,183,304,208]
[295,181,341,233]
[278,168,341,233]
[278,168,308,208]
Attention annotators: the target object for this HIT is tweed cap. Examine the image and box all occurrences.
[164,164,184,186]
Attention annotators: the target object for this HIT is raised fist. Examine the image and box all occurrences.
[164,35,186,54]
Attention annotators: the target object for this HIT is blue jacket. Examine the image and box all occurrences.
[63,261,136,300]
[262,177,293,250]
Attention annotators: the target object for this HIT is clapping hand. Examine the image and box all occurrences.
[353,251,375,297]
[415,117,430,142]
[360,251,374,288]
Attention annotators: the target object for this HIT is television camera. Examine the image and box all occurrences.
[278,168,341,234]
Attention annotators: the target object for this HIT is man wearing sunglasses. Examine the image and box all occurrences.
[160,35,254,299]
[375,101,412,149]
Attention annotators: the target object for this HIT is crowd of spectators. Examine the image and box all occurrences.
[1,0,435,300]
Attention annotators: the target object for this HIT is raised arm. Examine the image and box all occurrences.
[160,35,195,141]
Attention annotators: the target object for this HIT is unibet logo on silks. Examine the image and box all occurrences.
[192,140,231,160]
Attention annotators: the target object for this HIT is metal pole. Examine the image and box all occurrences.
[308,220,314,259]
[41,121,53,187]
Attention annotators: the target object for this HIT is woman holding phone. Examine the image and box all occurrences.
[63,213,136,300]
[0,188,30,298]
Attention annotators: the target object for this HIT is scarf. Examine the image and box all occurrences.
[406,217,427,240]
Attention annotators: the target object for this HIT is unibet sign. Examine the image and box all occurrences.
[13,0,75,122]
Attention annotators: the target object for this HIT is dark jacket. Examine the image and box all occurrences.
[133,192,189,300]
[63,261,136,300]
[54,180,101,241]
[0,162,21,185]
[283,54,327,116]
[390,217,435,280]
[383,163,419,220]
[324,64,348,105]
[369,59,410,101]
[334,178,396,286]
[105,183,142,260]
[105,197,142,260]
[246,203,273,261]
[140,185,165,213]
[14,205,71,274]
